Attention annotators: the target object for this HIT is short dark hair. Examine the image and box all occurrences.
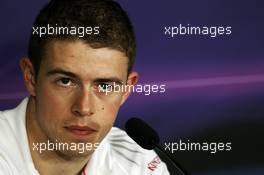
[28,0,136,76]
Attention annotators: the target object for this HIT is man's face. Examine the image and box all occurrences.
[27,40,136,157]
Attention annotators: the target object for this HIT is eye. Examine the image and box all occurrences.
[96,82,113,92]
[56,78,75,87]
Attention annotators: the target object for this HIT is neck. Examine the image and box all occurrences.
[26,97,90,175]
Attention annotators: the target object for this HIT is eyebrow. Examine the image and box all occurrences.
[94,78,124,85]
[46,68,124,84]
[46,68,78,78]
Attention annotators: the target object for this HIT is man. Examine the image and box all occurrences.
[0,0,170,174]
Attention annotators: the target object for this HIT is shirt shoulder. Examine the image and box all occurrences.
[106,127,170,175]
[0,109,24,174]
[0,98,37,175]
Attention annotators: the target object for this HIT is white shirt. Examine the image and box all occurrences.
[0,98,170,175]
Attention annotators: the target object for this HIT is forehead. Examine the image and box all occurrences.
[41,40,128,79]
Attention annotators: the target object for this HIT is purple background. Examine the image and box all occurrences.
[1,0,263,174]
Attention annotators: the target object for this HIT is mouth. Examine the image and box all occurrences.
[64,125,97,138]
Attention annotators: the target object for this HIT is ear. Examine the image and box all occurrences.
[20,58,37,97]
[120,72,139,106]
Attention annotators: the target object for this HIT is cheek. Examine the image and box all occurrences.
[35,83,72,130]
[97,97,122,129]
[100,103,119,123]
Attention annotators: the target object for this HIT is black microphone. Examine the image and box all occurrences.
[125,117,189,175]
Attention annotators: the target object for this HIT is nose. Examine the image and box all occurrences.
[71,88,95,117]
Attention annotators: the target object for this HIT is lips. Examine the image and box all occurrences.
[65,125,97,136]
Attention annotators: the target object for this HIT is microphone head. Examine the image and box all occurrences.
[125,117,160,150]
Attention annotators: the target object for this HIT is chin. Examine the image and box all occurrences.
[58,149,94,159]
